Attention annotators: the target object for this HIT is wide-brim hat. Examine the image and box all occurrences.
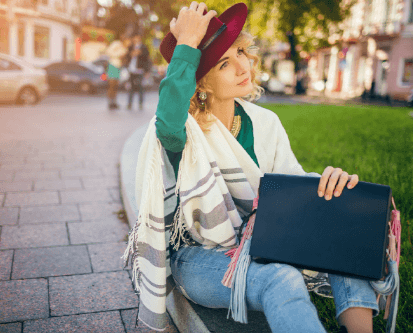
[160,3,248,82]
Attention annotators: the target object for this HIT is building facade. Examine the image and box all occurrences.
[308,0,413,100]
[0,0,81,66]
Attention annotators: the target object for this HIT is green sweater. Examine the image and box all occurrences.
[155,44,259,176]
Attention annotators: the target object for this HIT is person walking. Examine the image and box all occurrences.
[125,32,152,111]
[123,2,380,333]
[105,34,131,110]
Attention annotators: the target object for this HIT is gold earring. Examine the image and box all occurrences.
[197,91,207,111]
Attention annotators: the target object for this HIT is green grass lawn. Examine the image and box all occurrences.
[258,103,413,333]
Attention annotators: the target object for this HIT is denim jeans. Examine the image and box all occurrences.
[170,245,379,333]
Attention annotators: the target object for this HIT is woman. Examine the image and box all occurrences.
[123,2,379,332]
[105,34,131,110]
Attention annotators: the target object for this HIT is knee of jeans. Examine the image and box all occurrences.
[260,264,308,301]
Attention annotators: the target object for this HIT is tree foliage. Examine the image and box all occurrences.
[102,0,355,69]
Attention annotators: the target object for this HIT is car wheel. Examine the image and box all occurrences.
[78,81,92,94]
[16,87,38,105]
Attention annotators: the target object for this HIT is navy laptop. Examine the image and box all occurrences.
[250,173,392,280]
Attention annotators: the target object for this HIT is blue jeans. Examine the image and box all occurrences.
[170,245,379,333]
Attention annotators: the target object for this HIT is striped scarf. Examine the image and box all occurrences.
[122,110,263,331]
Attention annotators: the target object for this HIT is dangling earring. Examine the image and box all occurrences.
[197,91,207,111]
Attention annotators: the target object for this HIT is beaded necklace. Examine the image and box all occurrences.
[231,101,242,138]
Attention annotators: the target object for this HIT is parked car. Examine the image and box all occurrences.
[43,61,108,94]
[0,53,48,105]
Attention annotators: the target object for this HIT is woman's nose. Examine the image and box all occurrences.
[235,59,248,75]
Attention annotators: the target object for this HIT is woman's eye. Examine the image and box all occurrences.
[220,49,244,70]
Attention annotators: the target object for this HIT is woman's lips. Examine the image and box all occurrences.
[238,77,250,85]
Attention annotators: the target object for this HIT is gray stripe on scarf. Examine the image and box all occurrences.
[148,224,164,233]
[219,233,236,246]
[210,161,217,168]
[224,178,248,183]
[141,272,167,289]
[137,242,165,268]
[165,185,175,193]
[220,167,243,174]
[181,177,217,207]
[180,169,214,198]
[223,192,237,212]
[232,197,254,213]
[164,192,175,201]
[192,202,230,230]
[141,279,167,297]
[138,301,168,330]
[149,214,164,224]
[165,211,174,228]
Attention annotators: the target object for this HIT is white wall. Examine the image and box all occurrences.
[9,17,75,66]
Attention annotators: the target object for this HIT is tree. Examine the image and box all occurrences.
[253,0,356,72]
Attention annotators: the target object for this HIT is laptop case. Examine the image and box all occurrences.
[250,173,392,280]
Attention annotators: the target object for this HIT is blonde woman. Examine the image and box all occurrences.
[105,34,131,109]
[123,2,379,332]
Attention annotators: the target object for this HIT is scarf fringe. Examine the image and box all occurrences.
[221,199,258,324]
[169,203,191,250]
[122,221,142,294]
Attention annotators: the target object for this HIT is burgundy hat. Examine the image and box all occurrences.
[160,3,248,82]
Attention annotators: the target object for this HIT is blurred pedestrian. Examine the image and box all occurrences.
[105,34,131,110]
[125,32,152,111]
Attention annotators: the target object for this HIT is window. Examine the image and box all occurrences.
[402,58,413,84]
[0,18,9,54]
[34,25,50,58]
[0,58,21,71]
[18,21,25,57]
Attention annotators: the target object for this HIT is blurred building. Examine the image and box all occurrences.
[308,0,413,101]
[0,0,81,66]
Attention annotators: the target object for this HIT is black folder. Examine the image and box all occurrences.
[250,173,392,280]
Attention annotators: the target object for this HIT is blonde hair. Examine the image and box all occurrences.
[188,30,265,132]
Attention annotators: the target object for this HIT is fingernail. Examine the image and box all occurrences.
[334,191,340,197]
[318,191,323,197]
[347,184,352,189]
[325,195,331,200]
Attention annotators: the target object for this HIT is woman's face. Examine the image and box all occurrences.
[206,45,253,101]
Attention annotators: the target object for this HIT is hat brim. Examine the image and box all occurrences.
[160,3,248,82]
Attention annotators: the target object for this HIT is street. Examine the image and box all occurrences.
[0,91,159,141]
[0,91,181,332]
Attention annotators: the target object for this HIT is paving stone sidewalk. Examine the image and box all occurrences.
[0,132,178,332]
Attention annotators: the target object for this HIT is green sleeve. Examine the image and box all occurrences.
[155,44,201,153]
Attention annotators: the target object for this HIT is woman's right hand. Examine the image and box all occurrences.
[170,2,217,49]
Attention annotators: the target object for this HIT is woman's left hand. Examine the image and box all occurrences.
[318,166,359,200]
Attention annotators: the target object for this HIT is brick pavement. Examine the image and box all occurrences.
[0,92,179,333]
